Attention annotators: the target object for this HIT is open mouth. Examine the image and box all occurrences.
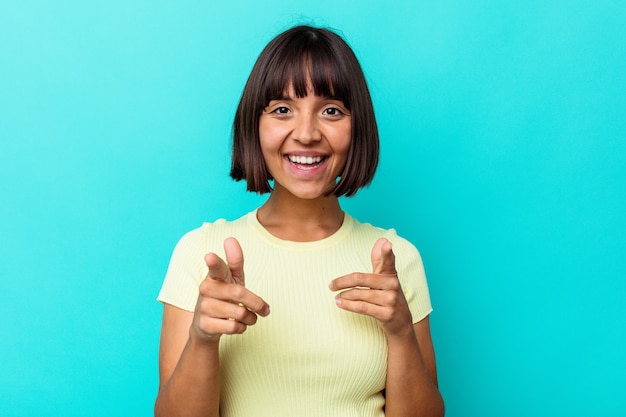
[286,155,327,170]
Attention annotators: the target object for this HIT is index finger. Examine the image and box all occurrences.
[329,272,397,292]
[204,252,233,283]
[230,286,271,317]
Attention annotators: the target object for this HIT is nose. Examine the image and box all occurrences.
[292,113,322,144]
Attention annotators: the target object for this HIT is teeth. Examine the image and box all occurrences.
[288,155,323,165]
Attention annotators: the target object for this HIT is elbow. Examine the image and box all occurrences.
[154,398,162,417]
[419,391,445,417]
[432,392,445,417]
[154,392,168,417]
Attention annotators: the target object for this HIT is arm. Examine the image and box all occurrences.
[330,238,444,417]
[154,304,221,417]
[154,238,270,417]
[385,316,443,416]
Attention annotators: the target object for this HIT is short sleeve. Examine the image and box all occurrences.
[386,232,433,323]
[157,226,209,312]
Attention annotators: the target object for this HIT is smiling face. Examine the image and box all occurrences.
[259,85,352,201]
[231,26,379,197]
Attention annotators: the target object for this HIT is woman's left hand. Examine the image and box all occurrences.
[329,238,414,338]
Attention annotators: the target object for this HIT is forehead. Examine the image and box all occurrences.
[262,54,350,107]
[279,79,334,99]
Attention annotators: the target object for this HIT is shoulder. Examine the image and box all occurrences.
[346,215,426,283]
[172,213,251,255]
[348,215,422,259]
[349,215,432,320]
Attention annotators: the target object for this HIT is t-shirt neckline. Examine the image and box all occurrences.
[246,209,353,250]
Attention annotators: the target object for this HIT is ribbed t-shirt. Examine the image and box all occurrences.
[158,210,432,417]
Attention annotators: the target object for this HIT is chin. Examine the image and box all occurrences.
[290,187,332,200]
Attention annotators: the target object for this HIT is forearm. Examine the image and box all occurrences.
[154,332,221,417]
[384,329,444,417]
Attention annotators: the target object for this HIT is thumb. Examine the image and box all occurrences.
[224,237,245,286]
[371,238,397,275]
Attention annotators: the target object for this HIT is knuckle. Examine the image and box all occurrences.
[380,309,394,323]
[199,297,212,312]
[199,279,212,295]
[226,320,245,334]
[354,302,370,315]
[352,273,365,286]
[387,279,400,292]
[198,315,213,332]
[231,285,247,299]
[386,291,398,306]
[233,305,249,321]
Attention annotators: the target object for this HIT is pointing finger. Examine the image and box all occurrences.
[371,238,397,275]
[204,252,233,283]
[224,237,245,286]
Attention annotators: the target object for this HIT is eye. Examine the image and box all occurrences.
[270,106,291,115]
[322,107,344,116]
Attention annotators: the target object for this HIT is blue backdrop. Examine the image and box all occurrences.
[1,1,624,416]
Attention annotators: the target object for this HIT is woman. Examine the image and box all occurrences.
[155,25,444,417]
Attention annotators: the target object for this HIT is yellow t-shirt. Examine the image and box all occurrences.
[158,210,432,417]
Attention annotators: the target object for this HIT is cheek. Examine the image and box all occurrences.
[335,127,352,158]
[259,124,285,153]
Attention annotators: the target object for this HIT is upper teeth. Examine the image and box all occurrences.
[288,155,323,164]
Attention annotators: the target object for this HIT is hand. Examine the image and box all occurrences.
[329,238,413,338]
[192,237,270,344]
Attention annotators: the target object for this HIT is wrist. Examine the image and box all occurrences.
[189,326,222,349]
[386,323,417,346]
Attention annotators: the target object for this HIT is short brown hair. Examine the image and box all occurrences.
[230,25,379,197]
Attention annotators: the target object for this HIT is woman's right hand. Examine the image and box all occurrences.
[192,237,270,344]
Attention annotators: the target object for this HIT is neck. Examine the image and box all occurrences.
[257,188,344,242]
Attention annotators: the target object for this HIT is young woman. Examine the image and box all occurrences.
[155,25,444,417]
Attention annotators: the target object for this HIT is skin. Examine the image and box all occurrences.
[330,238,444,416]
[155,87,444,417]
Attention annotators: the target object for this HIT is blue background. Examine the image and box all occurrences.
[1,1,624,416]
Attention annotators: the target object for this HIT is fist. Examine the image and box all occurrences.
[192,238,270,343]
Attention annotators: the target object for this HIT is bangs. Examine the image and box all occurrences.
[232,25,378,197]
[259,37,351,110]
